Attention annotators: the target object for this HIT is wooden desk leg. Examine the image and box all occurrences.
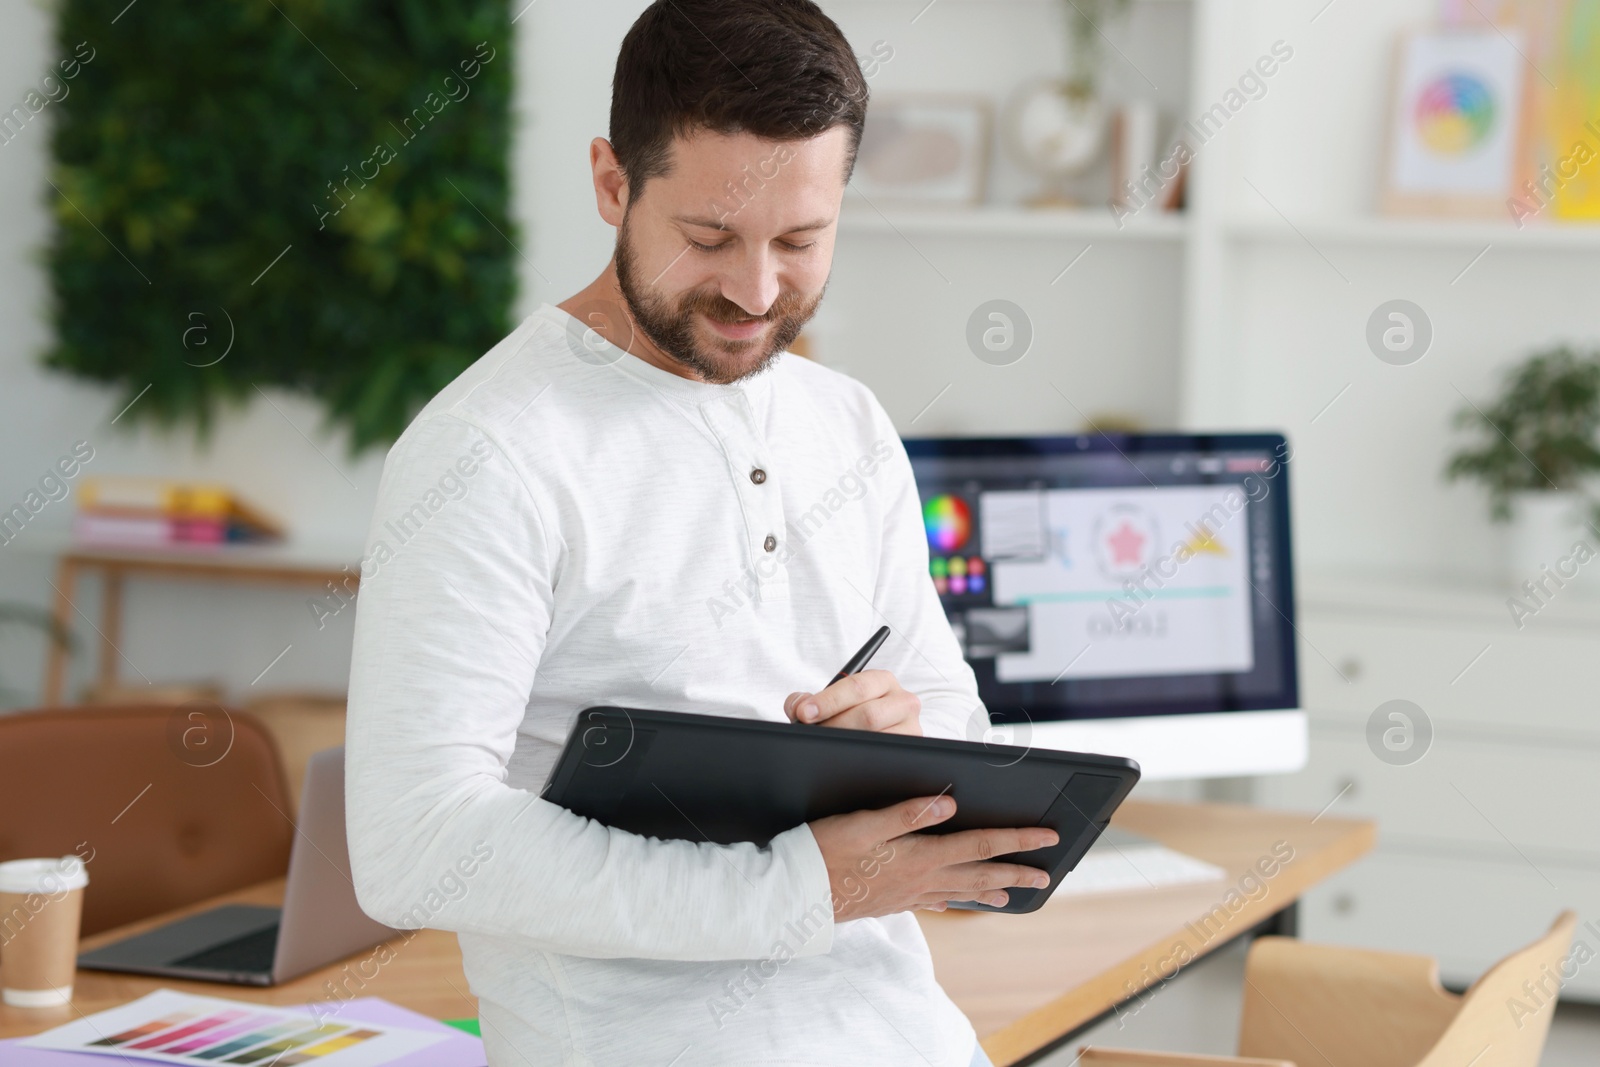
[42,558,78,706]
[99,566,124,695]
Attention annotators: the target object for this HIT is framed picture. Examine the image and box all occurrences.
[1380,29,1533,216]
[851,96,991,206]
[1501,0,1600,222]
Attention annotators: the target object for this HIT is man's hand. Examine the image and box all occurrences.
[784,669,921,735]
[809,794,1058,919]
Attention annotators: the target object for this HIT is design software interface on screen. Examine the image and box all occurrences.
[906,435,1299,731]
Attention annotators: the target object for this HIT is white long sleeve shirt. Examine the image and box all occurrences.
[344,303,988,1066]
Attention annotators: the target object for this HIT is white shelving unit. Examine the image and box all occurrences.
[1260,574,1600,998]
[1225,214,1600,250]
[1184,0,1600,997]
[818,0,1600,998]
[817,0,1197,435]
[838,204,1188,241]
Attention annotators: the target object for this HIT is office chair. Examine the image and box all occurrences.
[1080,910,1577,1067]
[0,703,293,936]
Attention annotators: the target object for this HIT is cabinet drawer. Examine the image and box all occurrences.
[1298,614,1600,737]
[1297,849,1600,1001]
[1257,727,1600,859]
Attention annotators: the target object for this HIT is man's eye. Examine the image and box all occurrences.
[779,240,815,252]
[689,238,729,252]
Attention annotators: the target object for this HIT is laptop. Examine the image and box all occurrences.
[77,746,396,986]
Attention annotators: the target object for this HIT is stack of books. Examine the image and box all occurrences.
[74,477,285,549]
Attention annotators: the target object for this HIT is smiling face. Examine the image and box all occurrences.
[610,126,850,384]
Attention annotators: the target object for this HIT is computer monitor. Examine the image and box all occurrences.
[904,432,1306,781]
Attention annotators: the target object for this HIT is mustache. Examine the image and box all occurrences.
[681,287,811,325]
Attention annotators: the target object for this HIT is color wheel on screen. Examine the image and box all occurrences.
[1414,71,1496,155]
[924,494,971,553]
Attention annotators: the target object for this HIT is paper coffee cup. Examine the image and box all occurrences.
[0,856,89,1008]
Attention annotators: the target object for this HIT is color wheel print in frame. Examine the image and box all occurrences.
[1381,27,1532,217]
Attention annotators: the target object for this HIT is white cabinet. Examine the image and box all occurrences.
[1257,576,1600,1000]
[1293,850,1600,999]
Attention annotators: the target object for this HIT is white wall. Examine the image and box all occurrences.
[515,0,636,309]
[4,0,1588,706]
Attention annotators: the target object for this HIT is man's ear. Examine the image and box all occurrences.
[590,137,629,227]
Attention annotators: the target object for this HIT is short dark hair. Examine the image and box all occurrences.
[609,0,869,196]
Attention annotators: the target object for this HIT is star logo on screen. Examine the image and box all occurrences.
[1093,503,1159,580]
[1106,521,1146,565]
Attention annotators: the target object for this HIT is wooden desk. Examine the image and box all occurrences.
[0,800,1374,1063]
[925,799,1373,1065]
[0,877,474,1042]
[41,545,360,705]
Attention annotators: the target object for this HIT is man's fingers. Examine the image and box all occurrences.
[795,670,893,723]
[925,825,1059,864]
[809,794,957,855]
[813,695,917,734]
[786,689,832,723]
[933,860,1053,894]
[884,794,956,839]
[916,889,1014,908]
[813,793,958,850]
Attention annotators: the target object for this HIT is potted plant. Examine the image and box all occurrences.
[0,602,77,709]
[1062,0,1132,102]
[1445,345,1600,583]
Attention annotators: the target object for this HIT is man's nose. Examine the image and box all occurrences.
[718,245,780,317]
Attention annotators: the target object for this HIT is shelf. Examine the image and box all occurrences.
[837,0,1192,5]
[1225,215,1600,251]
[2,526,364,570]
[838,204,1188,242]
[1299,570,1600,630]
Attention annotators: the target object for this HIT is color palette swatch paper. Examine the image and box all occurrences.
[17,990,452,1066]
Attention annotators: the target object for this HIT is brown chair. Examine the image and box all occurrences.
[0,703,293,937]
[1080,911,1578,1067]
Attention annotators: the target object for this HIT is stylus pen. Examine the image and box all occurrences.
[828,625,891,687]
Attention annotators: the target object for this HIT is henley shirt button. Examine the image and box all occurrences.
[750,468,767,484]
[763,535,777,552]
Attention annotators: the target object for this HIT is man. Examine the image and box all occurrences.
[345,3,1054,1064]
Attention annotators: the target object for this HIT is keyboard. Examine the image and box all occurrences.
[171,923,280,973]
[1050,829,1227,900]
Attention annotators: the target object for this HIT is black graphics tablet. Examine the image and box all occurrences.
[540,707,1140,914]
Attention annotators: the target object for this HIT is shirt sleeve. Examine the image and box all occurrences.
[344,412,834,961]
[866,400,990,743]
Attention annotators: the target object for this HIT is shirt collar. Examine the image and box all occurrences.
[533,303,776,410]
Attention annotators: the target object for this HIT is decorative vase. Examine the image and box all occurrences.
[1506,489,1594,592]
[1003,78,1108,208]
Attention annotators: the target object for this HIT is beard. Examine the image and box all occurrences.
[614,210,824,385]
